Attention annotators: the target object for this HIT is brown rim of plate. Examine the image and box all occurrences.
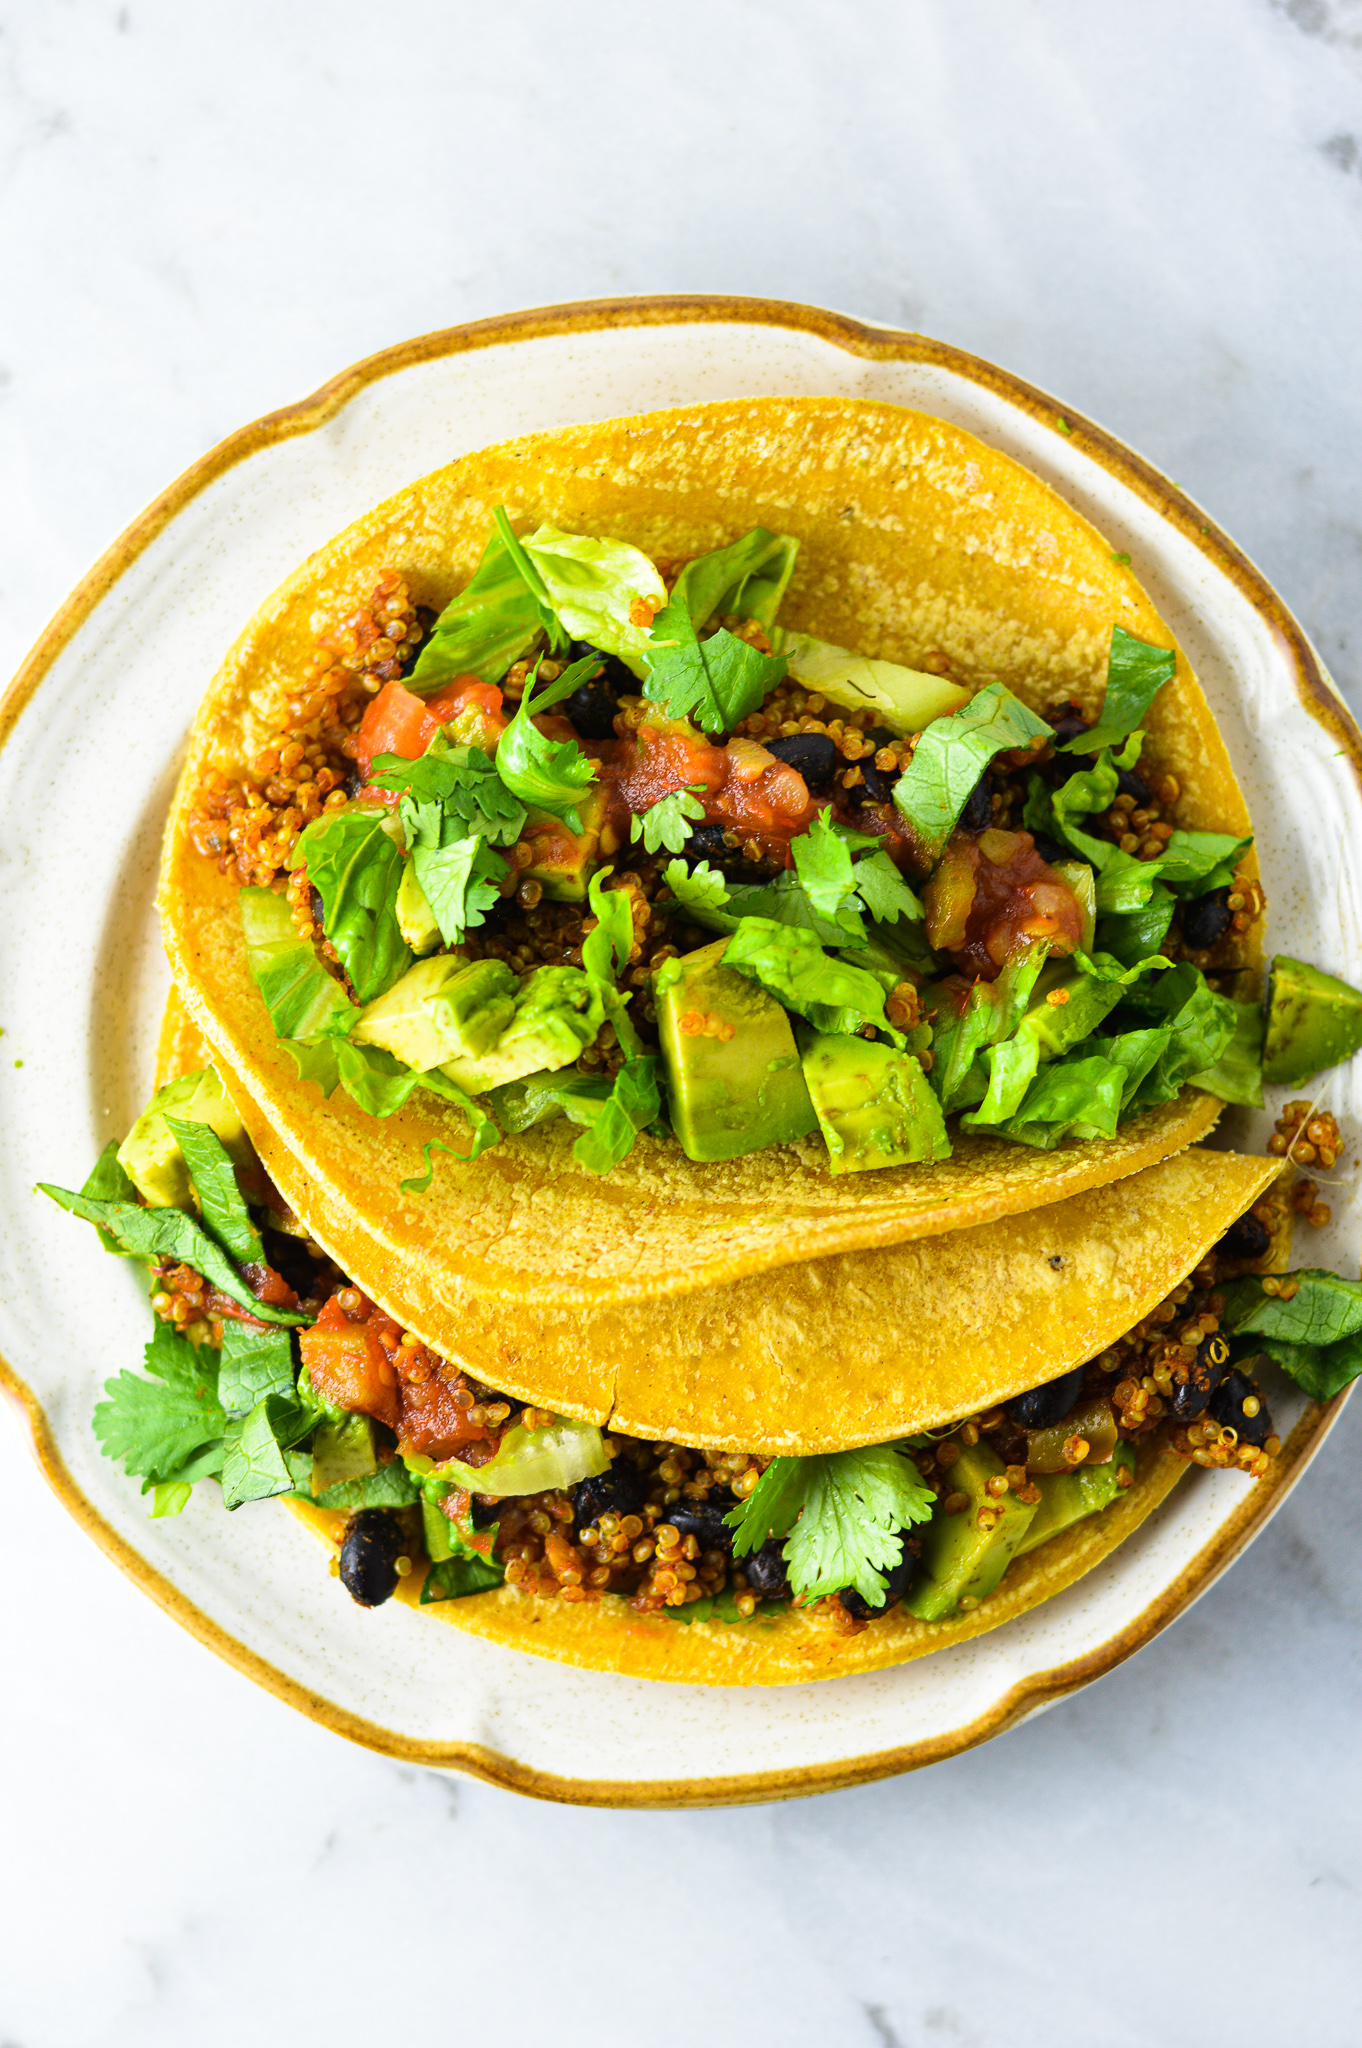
[2,294,1360,1807]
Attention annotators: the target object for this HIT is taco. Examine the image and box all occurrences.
[159,396,1269,1339]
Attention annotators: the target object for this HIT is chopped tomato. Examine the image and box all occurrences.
[353,675,506,781]
[598,715,814,864]
[925,827,1084,980]
[300,1294,400,1430]
[396,1378,490,1462]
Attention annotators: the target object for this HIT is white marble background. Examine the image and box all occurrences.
[3,2,1362,2042]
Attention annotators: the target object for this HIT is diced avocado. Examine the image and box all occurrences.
[522,786,609,902]
[1050,861,1097,953]
[310,1412,377,1496]
[778,630,971,732]
[903,1442,1039,1621]
[654,939,817,1162]
[1262,955,1362,1085]
[440,964,605,1095]
[116,1067,250,1209]
[1015,1441,1136,1556]
[801,1032,949,1172]
[352,954,515,1072]
[396,862,441,956]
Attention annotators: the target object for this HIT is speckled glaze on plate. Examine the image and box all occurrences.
[1,297,1358,1806]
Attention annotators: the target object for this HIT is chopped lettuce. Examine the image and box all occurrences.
[893,683,1053,860]
[778,632,970,733]
[1059,628,1176,754]
[239,886,358,1043]
[927,944,1049,1114]
[569,1055,663,1175]
[723,918,903,1042]
[1116,963,1238,1107]
[433,1416,611,1497]
[407,525,545,692]
[1188,1000,1265,1107]
[221,1393,311,1509]
[295,809,412,1004]
[490,508,571,656]
[162,1115,263,1266]
[1221,1271,1362,1403]
[519,522,668,677]
[38,1181,305,1324]
[726,1446,935,1607]
[669,529,800,634]
[1095,887,1176,968]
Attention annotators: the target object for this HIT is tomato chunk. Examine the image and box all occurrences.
[925,827,1084,980]
[354,676,506,780]
[396,1378,490,1461]
[300,1294,400,1430]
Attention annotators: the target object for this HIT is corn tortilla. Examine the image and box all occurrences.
[160,395,1255,1311]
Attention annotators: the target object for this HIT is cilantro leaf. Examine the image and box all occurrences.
[494,655,600,832]
[295,808,411,1004]
[643,600,786,734]
[163,1116,262,1266]
[372,740,526,847]
[893,683,1053,860]
[411,834,507,946]
[570,1056,662,1174]
[239,885,358,1043]
[38,1184,305,1324]
[630,784,706,856]
[853,850,923,926]
[1060,628,1177,753]
[218,1320,296,1418]
[661,858,731,916]
[93,1323,227,1484]
[790,811,858,923]
[727,1446,935,1606]
[408,524,546,692]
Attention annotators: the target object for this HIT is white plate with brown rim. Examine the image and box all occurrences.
[1,296,1358,1807]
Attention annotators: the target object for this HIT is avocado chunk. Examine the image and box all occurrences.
[522,786,609,902]
[1262,954,1362,1085]
[396,862,441,956]
[440,963,605,1095]
[117,1067,250,1209]
[654,939,817,1162]
[352,954,515,1072]
[801,1032,949,1172]
[903,1442,1039,1621]
[1015,1441,1136,1556]
[310,1412,378,1496]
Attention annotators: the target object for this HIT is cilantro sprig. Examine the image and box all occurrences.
[495,654,602,833]
[726,1446,935,1606]
[630,784,706,855]
[642,601,786,734]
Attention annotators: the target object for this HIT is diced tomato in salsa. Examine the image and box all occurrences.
[924,827,1084,979]
[597,715,815,864]
[353,676,506,782]
[300,1294,400,1430]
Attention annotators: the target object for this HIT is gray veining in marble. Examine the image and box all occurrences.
[2,1,1361,2043]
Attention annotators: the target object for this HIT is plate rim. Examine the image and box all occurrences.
[2,291,1359,1807]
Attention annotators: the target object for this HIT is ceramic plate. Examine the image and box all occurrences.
[2,297,1358,1806]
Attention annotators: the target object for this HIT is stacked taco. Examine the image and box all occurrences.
[44,398,1362,1684]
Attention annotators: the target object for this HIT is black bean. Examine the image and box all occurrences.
[1181,887,1233,951]
[851,757,896,805]
[1031,833,1070,867]
[563,642,629,738]
[958,777,993,832]
[1007,1364,1087,1428]
[338,1510,404,1607]
[839,1537,922,1620]
[865,728,897,749]
[1115,766,1155,806]
[661,1487,739,1556]
[1169,1331,1232,1420]
[738,1539,790,1602]
[570,1461,648,1534]
[1215,1211,1272,1263]
[260,1228,325,1303]
[1209,1367,1274,1447]
[682,821,737,868]
[1044,701,1092,750]
[765,732,838,789]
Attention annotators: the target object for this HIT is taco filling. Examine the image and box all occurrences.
[181,514,1267,1185]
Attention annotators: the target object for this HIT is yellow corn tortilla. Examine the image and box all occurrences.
[161,396,1255,1313]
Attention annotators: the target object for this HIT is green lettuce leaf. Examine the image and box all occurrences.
[520,523,668,678]
[1059,628,1176,753]
[1155,830,1253,897]
[581,867,643,1057]
[726,1446,935,1606]
[1251,1332,1362,1404]
[723,918,902,1041]
[420,1553,506,1602]
[217,1320,296,1417]
[407,525,545,691]
[38,1183,305,1324]
[1117,963,1237,1107]
[239,886,358,1043]
[927,944,1049,1113]
[1188,1000,1265,1107]
[163,1115,262,1266]
[630,784,706,855]
[992,1052,1129,1147]
[81,1141,139,1256]
[668,528,800,634]
[643,601,786,734]
[1095,886,1176,967]
[1222,1270,1362,1349]
[893,683,1052,860]
[295,809,411,1004]
[93,1322,227,1484]
[220,1395,301,1509]
[490,508,570,655]
[494,654,600,833]
[570,1056,662,1174]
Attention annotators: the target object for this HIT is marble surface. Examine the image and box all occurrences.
[2,1,1362,2042]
